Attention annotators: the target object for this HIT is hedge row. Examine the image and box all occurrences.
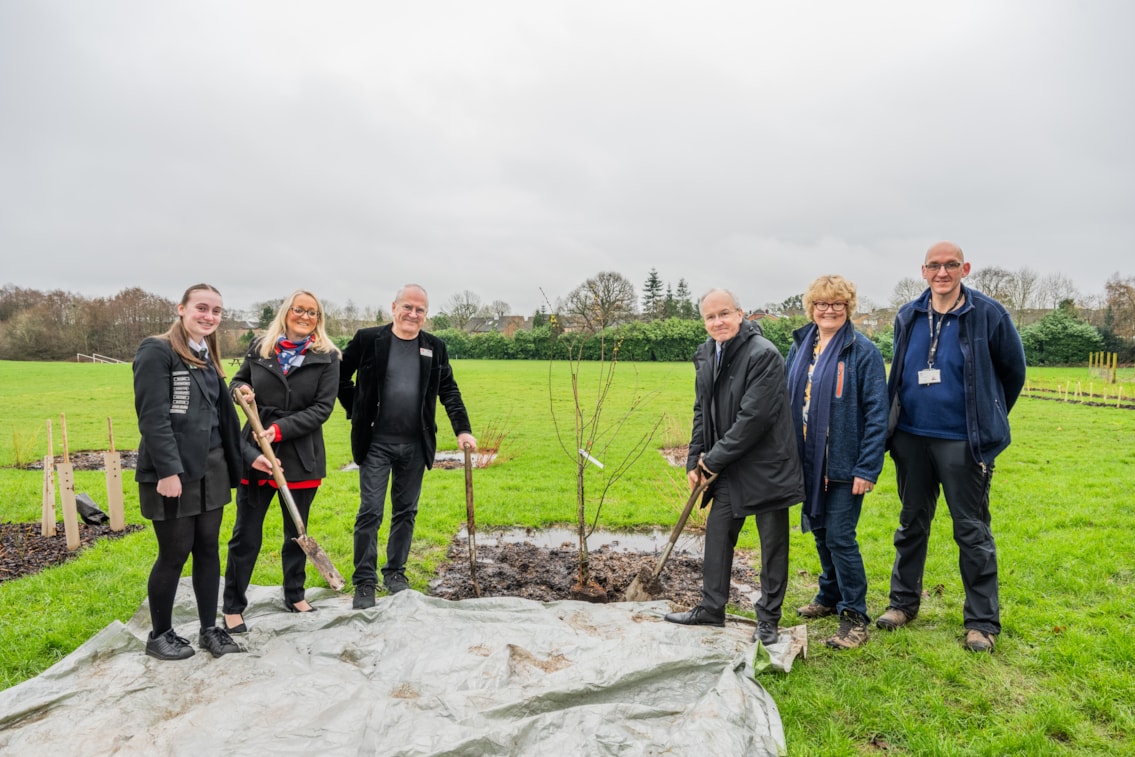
[329,316,907,363]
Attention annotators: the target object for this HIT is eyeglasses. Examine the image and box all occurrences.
[812,301,847,312]
[923,261,963,272]
[398,304,428,316]
[703,309,737,323]
[289,306,320,319]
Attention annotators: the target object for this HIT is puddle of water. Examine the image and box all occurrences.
[458,526,706,556]
[433,450,498,469]
[340,450,498,472]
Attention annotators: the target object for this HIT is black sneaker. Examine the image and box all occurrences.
[199,626,243,658]
[145,628,195,661]
[384,572,411,594]
[353,583,376,609]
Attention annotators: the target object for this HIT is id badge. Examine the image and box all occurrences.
[918,368,941,385]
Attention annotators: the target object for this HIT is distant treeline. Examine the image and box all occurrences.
[3,281,1131,365]
[0,285,182,362]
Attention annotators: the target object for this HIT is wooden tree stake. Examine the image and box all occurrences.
[104,417,125,532]
[58,413,81,551]
[41,419,56,537]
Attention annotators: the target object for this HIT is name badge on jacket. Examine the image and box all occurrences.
[420,347,433,357]
[918,368,941,386]
[171,370,191,414]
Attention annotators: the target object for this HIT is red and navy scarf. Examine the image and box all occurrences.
[275,335,313,375]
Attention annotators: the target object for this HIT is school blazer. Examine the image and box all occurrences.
[133,336,253,485]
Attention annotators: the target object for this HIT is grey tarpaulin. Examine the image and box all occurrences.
[0,581,791,755]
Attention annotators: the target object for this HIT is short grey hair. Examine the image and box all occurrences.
[698,288,741,311]
[394,284,429,306]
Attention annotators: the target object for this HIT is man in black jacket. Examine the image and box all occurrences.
[338,284,476,608]
[664,289,804,645]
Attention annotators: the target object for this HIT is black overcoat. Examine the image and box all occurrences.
[687,319,804,515]
[230,338,340,482]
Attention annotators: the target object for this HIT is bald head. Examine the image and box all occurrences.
[925,241,964,264]
[921,240,971,306]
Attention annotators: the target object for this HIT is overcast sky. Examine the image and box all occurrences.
[1,1,1132,318]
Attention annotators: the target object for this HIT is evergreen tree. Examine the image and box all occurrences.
[1021,307,1103,365]
[641,268,664,320]
[662,284,677,319]
[675,278,696,319]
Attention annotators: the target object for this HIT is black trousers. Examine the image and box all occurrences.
[701,495,790,625]
[353,439,426,587]
[888,430,999,634]
[223,482,318,612]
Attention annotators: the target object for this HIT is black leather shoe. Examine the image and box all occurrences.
[664,606,725,627]
[753,621,779,646]
[223,617,248,635]
[145,629,195,661]
[353,583,376,610]
[199,626,243,658]
[285,600,318,613]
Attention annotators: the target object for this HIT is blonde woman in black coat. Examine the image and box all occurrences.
[133,283,269,661]
[222,290,341,632]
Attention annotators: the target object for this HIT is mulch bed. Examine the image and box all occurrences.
[5,450,143,583]
[22,450,139,471]
[0,522,144,584]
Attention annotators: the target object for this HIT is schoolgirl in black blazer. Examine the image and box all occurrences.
[133,283,267,661]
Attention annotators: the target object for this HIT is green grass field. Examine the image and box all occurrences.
[1,359,1133,755]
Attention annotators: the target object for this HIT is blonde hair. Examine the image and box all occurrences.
[258,289,341,359]
[802,275,858,322]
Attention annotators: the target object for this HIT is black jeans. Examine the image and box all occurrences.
[701,495,790,625]
[352,438,426,587]
[223,482,318,612]
[888,430,999,634]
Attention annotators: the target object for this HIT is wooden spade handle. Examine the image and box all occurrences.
[46,419,54,458]
[232,388,308,539]
[650,469,719,582]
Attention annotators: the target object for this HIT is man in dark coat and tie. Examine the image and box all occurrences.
[664,288,804,646]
